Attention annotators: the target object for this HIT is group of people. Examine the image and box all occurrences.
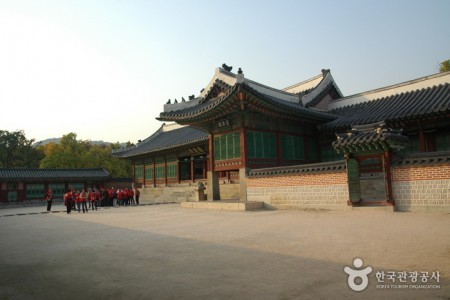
[63,187,140,214]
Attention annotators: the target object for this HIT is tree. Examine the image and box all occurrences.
[0,130,43,168]
[439,59,450,73]
[39,132,132,177]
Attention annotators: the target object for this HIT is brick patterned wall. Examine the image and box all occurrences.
[392,165,450,181]
[247,171,347,187]
[247,171,349,209]
[392,164,450,211]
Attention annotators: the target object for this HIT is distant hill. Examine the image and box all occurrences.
[33,138,112,147]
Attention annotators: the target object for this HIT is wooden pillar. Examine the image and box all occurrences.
[419,128,426,152]
[203,158,207,179]
[164,158,168,186]
[384,151,394,205]
[191,155,195,183]
[207,134,220,200]
[177,156,181,184]
[153,161,156,187]
[240,127,248,168]
[142,162,146,187]
[208,134,214,172]
[276,130,282,165]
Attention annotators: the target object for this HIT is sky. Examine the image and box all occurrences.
[0,0,449,144]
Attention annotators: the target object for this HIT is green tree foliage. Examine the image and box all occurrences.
[439,59,450,73]
[0,130,43,168]
[39,132,132,178]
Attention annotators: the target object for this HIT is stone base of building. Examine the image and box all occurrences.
[181,200,264,211]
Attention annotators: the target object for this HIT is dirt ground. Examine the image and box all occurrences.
[0,203,449,299]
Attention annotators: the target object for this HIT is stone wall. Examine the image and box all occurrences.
[392,160,450,212]
[219,183,240,200]
[139,184,199,204]
[247,161,349,210]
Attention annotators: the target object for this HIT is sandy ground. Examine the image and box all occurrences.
[0,203,449,300]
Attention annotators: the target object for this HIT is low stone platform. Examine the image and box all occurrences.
[181,200,264,211]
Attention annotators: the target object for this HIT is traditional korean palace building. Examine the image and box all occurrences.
[0,168,111,203]
[113,66,450,212]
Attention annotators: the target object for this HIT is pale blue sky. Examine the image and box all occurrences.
[1,0,449,143]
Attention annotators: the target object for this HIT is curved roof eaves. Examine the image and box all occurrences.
[320,83,450,132]
[117,126,209,158]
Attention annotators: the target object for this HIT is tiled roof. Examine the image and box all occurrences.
[112,124,209,158]
[333,123,409,154]
[158,83,338,124]
[321,82,450,131]
[157,84,239,123]
[240,83,338,122]
[392,150,450,167]
[0,168,110,181]
[301,70,343,107]
[247,160,345,178]
[304,81,341,108]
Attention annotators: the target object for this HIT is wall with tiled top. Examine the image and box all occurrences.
[392,164,450,212]
[247,171,349,210]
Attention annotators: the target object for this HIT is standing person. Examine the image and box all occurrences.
[108,188,115,206]
[86,189,91,209]
[117,189,124,206]
[64,190,72,214]
[71,189,77,211]
[135,187,140,205]
[90,189,98,211]
[75,191,82,213]
[102,188,109,207]
[80,189,88,213]
[128,188,135,205]
[45,188,53,212]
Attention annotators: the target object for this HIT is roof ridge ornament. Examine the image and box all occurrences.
[222,63,233,72]
[237,67,244,83]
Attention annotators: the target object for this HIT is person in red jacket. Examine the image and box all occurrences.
[128,188,135,205]
[64,190,73,214]
[117,189,124,206]
[80,189,88,213]
[75,191,82,213]
[45,188,53,212]
[108,188,115,206]
[90,189,98,211]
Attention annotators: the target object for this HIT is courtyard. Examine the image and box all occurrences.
[0,204,449,299]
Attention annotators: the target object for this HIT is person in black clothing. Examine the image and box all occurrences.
[102,188,109,207]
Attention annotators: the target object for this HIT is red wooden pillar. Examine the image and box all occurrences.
[384,150,394,205]
[208,134,214,172]
[153,161,156,187]
[164,158,168,186]
[177,156,181,184]
[419,128,426,152]
[142,162,146,186]
[190,155,195,183]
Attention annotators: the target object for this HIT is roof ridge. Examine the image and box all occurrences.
[329,71,450,110]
